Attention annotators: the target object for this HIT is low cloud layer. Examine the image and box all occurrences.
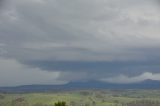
[0,0,160,86]
[101,72,160,84]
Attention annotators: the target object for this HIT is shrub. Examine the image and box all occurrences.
[54,101,67,106]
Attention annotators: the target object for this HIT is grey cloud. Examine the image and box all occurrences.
[23,60,160,80]
[0,0,160,85]
[0,0,6,9]
[0,58,66,87]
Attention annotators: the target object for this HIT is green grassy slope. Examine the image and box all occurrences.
[1,90,160,106]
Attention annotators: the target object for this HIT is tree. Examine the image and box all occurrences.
[54,101,67,106]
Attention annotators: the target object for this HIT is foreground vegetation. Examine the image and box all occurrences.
[0,90,160,106]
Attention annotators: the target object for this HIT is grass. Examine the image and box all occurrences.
[1,90,160,106]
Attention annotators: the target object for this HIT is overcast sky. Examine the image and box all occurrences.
[0,0,160,86]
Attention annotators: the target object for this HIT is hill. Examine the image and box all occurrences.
[1,80,160,93]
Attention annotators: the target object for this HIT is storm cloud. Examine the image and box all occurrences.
[0,0,160,86]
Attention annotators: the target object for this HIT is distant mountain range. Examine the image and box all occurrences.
[1,80,160,93]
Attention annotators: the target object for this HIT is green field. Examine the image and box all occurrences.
[1,90,160,106]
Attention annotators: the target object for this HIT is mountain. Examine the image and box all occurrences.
[1,80,160,93]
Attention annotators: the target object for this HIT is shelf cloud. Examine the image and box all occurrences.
[0,0,160,86]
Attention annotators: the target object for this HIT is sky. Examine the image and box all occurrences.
[0,0,160,86]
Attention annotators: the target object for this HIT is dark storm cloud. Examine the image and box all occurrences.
[25,60,160,74]
[0,0,160,85]
[30,60,160,82]
[21,46,160,78]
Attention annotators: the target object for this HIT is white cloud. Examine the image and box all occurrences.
[101,72,160,84]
